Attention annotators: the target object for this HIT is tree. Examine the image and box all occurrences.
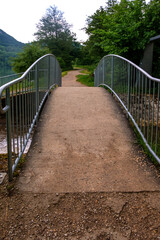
[85,7,108,63]
[103,0,146,63]
[11,42,49,73]
[144,0,160,77]
[106,0,118,14]
[85,0,148,64]
[34,5,77,70]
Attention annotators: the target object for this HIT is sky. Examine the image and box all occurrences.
[0,0,150,44]
[0,0,107,43]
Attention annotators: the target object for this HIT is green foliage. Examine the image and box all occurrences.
[84,0,160,67]
[11,42,50,73]
[76,74,94,87]
[76,65,95,87]
[34,5,80,70]
[144,0,160,77]
[75,44,96,66]
[62,71,68,77]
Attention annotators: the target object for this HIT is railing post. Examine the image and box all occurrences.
[55,60,58,86]
[6,88,13,181]
[103,57,105,84]
[127,63,131,113]
[94,70,96,86]
[98,64,100,86]
[35,64,39,113]
[48,56,50,90]
[111,56,114,90]
[54,59,56,86]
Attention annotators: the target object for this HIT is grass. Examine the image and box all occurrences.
[62,71,68,77]
[75,65,95,87]
[62,65,96,86]
[76,74,94,87]
[80,69,90,74]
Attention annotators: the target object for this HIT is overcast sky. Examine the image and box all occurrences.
[0,0,106,43]
[0,0,150,44]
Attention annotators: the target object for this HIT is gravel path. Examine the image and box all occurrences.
[1,70,160,239]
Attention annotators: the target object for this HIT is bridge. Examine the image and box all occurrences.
[0,54,160,182]
[0,54,160,239]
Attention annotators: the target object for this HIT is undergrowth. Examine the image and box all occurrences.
[62,71,68,77]
[75,65,95,87]
[76,74,94,87]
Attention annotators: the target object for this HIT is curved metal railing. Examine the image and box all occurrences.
[0,54,61,180]
[94,54,160,164]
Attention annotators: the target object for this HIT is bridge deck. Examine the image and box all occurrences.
[17,70,160,193]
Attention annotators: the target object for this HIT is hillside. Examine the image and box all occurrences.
[0,29,25,76]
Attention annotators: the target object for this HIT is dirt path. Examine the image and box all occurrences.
[1,70,160,239]
[62,70,86,87]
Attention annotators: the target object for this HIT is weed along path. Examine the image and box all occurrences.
[1,70,160,239]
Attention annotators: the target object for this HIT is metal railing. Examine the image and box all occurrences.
[0,73,23,87]
[94,54,160,164]
[0,54,61,180]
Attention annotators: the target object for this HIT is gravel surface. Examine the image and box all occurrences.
[1,190,160,239]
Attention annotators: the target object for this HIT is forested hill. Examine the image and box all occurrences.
[0,29,24,76]
[0,29,24,47]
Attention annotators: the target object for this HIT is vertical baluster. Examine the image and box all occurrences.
[140,75,144,130]
[147,79,151,142]
[130,65,133,115]
[25,77,27,140]
[127,63,130,113]
[151,81,155,147]
[15,84,19,155]
[27,74,30,133]
[6,88,12,181]
[22,80,25,146]
[29,72,32,127]
[19,82,22,152]
[11,85,16,162]
[135,69,138,122]
[35,64,39,114]
[133,67,136,119]
[131,66,134,116]
[155,83,159,153]
[137,71,141,126]
[143,76,147,137]
[103,57,105,85]
[111,56,114,91]
[125,61,127,104]
[48,56,50,90]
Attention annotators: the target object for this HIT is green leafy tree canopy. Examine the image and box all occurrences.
[84,0,160,65]
[12,42,49,73]
[34,5,78,70]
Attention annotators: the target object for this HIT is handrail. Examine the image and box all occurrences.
[0,54,59,114]
[0,54,61,180]
[94,54,160,164]
[107,54,160,83]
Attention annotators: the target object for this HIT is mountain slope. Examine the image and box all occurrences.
[0,29,24,47]
[0,29,25,76]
